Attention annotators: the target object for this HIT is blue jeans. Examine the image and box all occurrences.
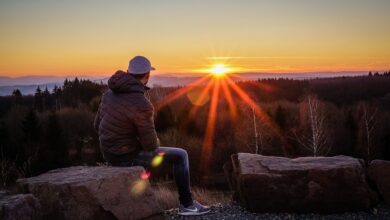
[113,147,193,207]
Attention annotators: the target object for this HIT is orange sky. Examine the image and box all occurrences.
[0,0,389,77]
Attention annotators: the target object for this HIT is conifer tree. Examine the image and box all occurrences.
[11,89,23,105]
[34,86,43,111]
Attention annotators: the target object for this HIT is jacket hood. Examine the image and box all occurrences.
[108,70,149,93]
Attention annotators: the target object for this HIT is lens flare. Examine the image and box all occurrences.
[154,75,212,111]
[151,154,164,167]
[187,87,210,106]
[140,170,151,180]
[130,170,152,196]
[130,180,147,196]
[179,78,215,132]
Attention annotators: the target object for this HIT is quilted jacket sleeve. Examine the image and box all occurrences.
[133,106,159,151]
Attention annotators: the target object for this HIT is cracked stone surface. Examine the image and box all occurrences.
[224,153,378,213]
[17,166,163,220]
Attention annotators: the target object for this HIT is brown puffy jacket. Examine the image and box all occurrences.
[94,70,159,163]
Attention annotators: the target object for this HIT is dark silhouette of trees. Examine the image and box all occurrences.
[43,112,68,170]
[20,109,42,176]
[42,87,51,111]
[309,75,390,106]
[61,78,104,107]
[11,89,22,97]
[155,106,175,132]
[0,122,11,158]
[22,110,41,146]
[0,121,15,187]
[11,89,22,105]
[52,85,62,111]
[34,86,43,111]
[1,73,390,187]
[274,105,287,131]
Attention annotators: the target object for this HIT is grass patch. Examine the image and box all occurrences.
[152,181,232,210]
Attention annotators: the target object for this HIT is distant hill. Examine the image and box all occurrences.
[0,75,107,86]
[0,76,104,96]
[0,83,61,96]
[0,72,371,96]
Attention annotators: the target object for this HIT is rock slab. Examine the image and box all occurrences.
[224,153,377,213]
[17,166,164,220]
[0,192,41,220]
[368,160,390,205]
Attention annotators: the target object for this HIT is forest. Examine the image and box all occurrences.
[1,72,390,188]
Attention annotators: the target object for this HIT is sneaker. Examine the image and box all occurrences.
[178,200,211,216]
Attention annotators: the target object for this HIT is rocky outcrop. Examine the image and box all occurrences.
[224,153,377,213]
[17,166,164,220]
[0,192,41,220]
[368,160,390,205]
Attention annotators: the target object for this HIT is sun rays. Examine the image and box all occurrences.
[200,78,221,175]
[152,65,285,175]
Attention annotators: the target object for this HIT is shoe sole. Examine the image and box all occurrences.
[178,209,211,216]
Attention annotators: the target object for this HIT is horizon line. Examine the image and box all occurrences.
[1,70,389,79]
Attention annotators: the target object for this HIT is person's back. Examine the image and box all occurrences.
[95,70,158,164]
[94,56,210,216]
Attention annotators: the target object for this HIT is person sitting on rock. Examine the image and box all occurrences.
[94,56,210,216]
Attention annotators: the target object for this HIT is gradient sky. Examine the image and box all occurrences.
[1,0,389,77]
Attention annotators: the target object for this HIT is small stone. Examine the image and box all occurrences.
[0,193,41,220]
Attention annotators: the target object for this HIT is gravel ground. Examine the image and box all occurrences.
[165,202,390,220]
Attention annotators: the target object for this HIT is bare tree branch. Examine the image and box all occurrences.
[295,96,329,156]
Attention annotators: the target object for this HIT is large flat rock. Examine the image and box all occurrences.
[368,160,390,205]
[224,153,377,213]
[17,166,164,220]
[0,192,41,220]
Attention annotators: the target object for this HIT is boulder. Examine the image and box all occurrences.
[0,193,41,220]
[17,166,164,220]
[368,160,390,205]
[224,153,377,213]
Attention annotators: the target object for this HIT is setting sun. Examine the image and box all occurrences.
[210,64,230,77]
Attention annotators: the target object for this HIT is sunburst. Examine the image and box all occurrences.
[150,61,285,177]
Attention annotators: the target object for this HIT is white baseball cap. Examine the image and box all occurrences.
[127,56,156,74]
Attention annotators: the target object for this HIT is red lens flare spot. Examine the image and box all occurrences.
[140,171,151,180]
